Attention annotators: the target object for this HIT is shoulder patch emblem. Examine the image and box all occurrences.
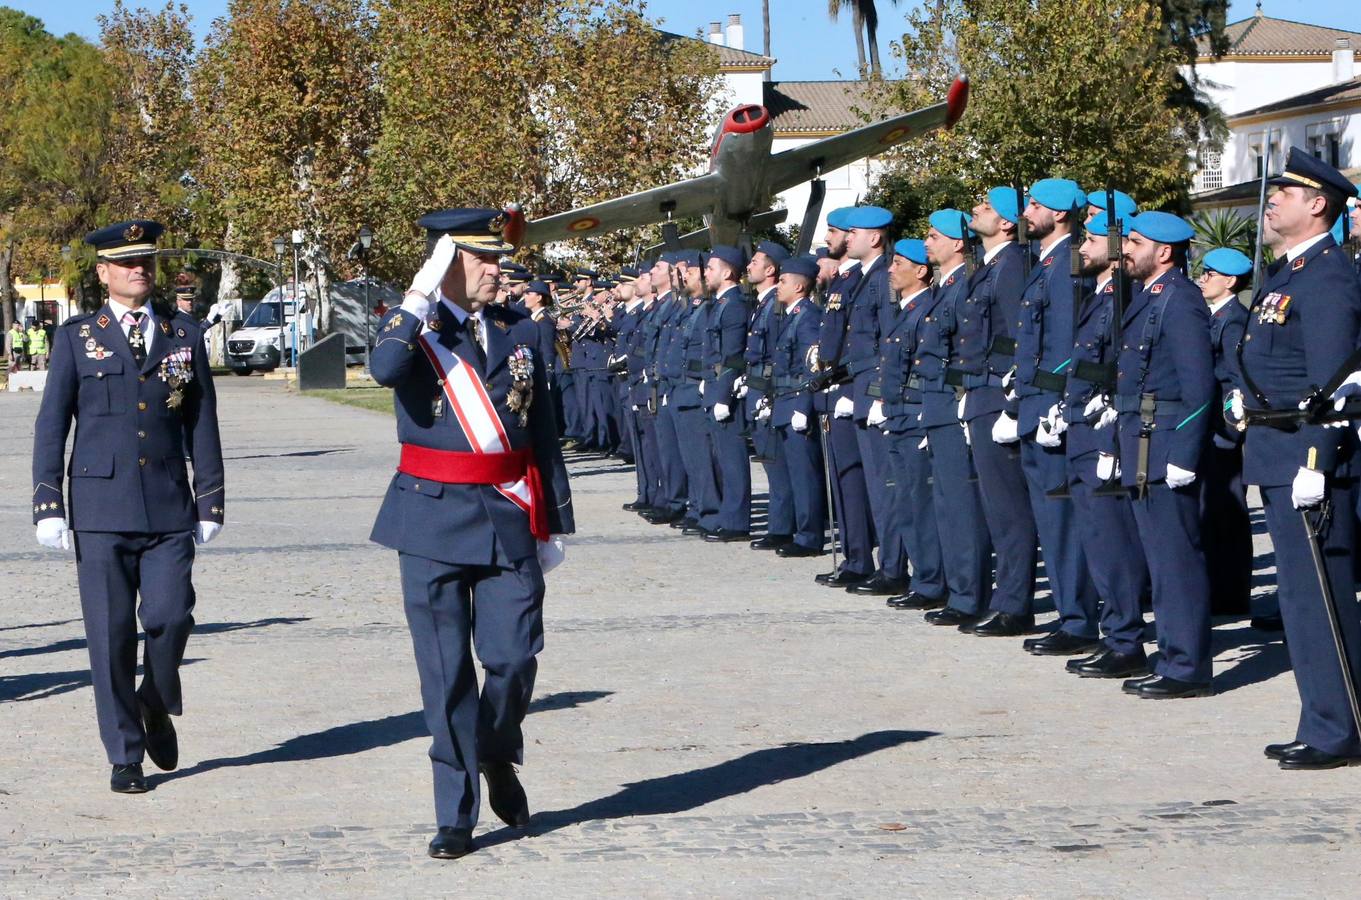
[177,327,187,337]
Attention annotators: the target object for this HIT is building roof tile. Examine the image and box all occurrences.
[763,80,896,133]
[1232,74,1361,118]
[1198,14,1361,58]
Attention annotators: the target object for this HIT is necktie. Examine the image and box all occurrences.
[124,311,147,366]
[465,315,486,368]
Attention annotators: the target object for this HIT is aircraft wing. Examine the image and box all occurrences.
[523,172,724,246]
[764,75,969,197]
[640,208,789,257]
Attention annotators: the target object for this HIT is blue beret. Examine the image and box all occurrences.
[779,255,820,281]
[674,249,703,268]
[928,208,974,241]
[1029,178,1085,212]
[416,208,515,254]
[1272,146,1359,201]
[755,240,791,264]
[1086,189,1138,219]
[987,187,1027,224]
[843,206,894,230]
[1086,211,1131,238]
[815,247,830,259]
[893,238,929,266]
[1130,211,1194,244]
[826,207,855,230]
[525,280,551,296]
[707,244,746,271]
[84,220,163,260]
[1201,247,1252,277]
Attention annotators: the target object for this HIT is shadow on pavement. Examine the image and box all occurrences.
[148,690,613,786]
[0,617,313,663]
[1,658,205,703]
[1211,627,1291,695]
[479,729,937,848]
[0,619,80,633]
[224,448,355,460]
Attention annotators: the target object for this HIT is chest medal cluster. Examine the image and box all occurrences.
[506,345,535,428]
[1257,292,1293,326]
[160,346,195,409]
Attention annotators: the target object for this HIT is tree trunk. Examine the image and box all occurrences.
[0,239,15,335]
[214,221,245,367]
[762,0,771,80]
[852,9,868,77]
[867,12,882,76]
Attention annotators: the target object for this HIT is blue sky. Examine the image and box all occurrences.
[8,0,1360,81]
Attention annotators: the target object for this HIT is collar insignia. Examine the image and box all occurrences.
[1292,256,1306,271]
[177,327,187,337]
[97,314,110,329]
[1150,283,1164,294]
[1043,256,1054,267]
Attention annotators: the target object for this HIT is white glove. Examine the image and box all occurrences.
[1035,416,1063,448]
[35,517,70,550]
[195,521,222,545]
[1331,372,1361,408]
[791,411,809,432]
[407,234,457,301]
[917,435,929,450]
[1085,393,1117,430]
[713,402,732,422]
[537,535,566,575]
[834,396,854,418]
[1045,403,1068,436]
[736,375,748,399]
[699,380,705,397]
[992,412,1019,444]
[1292,466,1326,509]
[1224,388,1246,432]
[1165,463,1196,489]
[641,369,649,384]
[661,393,668,407]
[956,393,967,422]
[962,419,971,446]
[756,403,772,422]
[1001,367,1017,401]
[1097,452,1121,482]
[867,400,887,427]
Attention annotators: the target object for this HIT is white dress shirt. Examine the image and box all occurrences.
[107,297,156,357]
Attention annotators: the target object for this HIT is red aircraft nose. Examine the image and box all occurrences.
[722,104,771,135]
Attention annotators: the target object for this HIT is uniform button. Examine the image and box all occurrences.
[138,430,146,439]
[139,375,146,383]
[1245,335,1252,341]
[138,401,147,411]
[413,483,421,491]
[138,457,147,466]
[96,371,104,379]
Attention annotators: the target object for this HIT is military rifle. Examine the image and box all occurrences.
[1093,186,1133,498]
[1015,184,1031,279]
[1045,196,1087,500]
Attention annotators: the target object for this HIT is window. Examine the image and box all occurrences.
[1195,146,1223,192]
[1306,120,1345,169]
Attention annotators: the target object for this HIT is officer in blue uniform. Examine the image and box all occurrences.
[953,188,1039,635]
[647,254,691,525]
[609,268,642,466]
[671,251,721,535]
[623,267,662,516]
[1197,247,1254,618]
[767,255,827,555]
[1060,213,1151,680]
[914,209,993,626]
[32,220,225,794]
[746,241,794,549]
[1003,178,1101,656]
[875,239,947,608]
[701,245,753,541]
[843,206,910,596]
[1237,150,1361,769]
[369,208,575,858]
[1094,211,1216,699]
[811,209,876,587]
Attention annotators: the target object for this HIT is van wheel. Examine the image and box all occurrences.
[232,367,253,376]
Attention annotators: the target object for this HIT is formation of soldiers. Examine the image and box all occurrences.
[524,148,1361,770]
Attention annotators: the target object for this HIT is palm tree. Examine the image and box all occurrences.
[828,0,901,78]
[762,0,772,80]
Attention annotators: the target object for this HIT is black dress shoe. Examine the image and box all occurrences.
[110,763,147,794]
[1278,744,1359,770]
[1067,648,1150,679]
[965,611,1035,636]
[622,500,648,511]
[816,569,870,588]
[1023,631,1102,656]
[1121,673,1159,695]
[428,827,476,859]
[776,543,825,558]
[750,534,793,550]
[1264,740,1308,761]
[704,528,750,543]
[924,607,980,627]
[648,508,685,525]
[140,700,178,772]
[1251,614,1285,632]
[848,572,908,596]
[886,591,946,610]
[681,524,707,536]
[671,517,697,530]
[1134,675,1212,699]
[480,761,530,828]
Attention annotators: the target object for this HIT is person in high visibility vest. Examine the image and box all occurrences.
[26,323,48,370]
[5,321,25,373]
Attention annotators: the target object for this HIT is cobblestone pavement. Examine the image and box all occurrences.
[3,379,1361,897]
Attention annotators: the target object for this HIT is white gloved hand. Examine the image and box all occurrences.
[537,535,566,575]
[1331,371,1361,408]
[1001,367,1017,401]
[713,402,732,422]
[791,411,809,432]
[1035,416,1063,448]
[1045,403,1068,436]
[195,521,222,545]
[1292,466,1326,509]
[917,435,929,450]
[867,400,887,427]
[35,517,70,550]
[992,412,1019,444]
[641,369,649,384]
[1224,388,1246,432]
[1085,393,1118,430]
[957,392,967,422]
[399,292,431,321]
[736,375,748,399]
[661,393,668,407]
[407,234,457,301]
[1097,452,1121,482]
[962,419,971,446]
[833,395,854,419]
[699,380,706,397]
[1165,463,1196,489]
[756,403,772,422]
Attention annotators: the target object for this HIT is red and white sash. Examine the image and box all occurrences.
[417,331,539,528]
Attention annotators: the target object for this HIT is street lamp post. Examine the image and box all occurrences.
[272,235,288,370]
[358,225,373,374]
[291,230,303,367]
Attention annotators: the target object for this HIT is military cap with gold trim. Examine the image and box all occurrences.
[85,219,163,261]
[416,207,516,254]
[1270,147,1359,203]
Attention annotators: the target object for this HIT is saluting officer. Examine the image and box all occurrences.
[369,208,574,857]
[701,246,753,542]
[1236,151,1361,769]
[32,220,224,794]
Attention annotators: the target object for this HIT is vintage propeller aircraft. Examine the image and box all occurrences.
[502,75,969,254]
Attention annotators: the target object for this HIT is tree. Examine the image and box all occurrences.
[828,0,901,77]
[827,0,868,75]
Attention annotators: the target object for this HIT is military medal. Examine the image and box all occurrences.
[79,324,91,338]
[85,339,97,351]
[159,346,194,409]
[433,380,445,418]
[177,327,186,337]
[826,293,842,311]
[505,345,534,428]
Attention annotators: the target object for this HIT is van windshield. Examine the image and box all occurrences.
[243,302,286,328]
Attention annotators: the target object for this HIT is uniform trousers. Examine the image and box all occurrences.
[707,411,752,532]
[654,399,688,514]
[755,419,794,538]
[676,405,720,528]
[1261,482,1361,756]
[777,423,826,550]
[926,422,993,615]
[1200,444,1253,616]
[1070,479,1148,655]
[884,428,946,599]
[824,413,875,577]
[855,422,906,579]
[586,376,618,452]
[1020,437,1100,637]
[634,411,661,508]
[73,530,196,765]
[966,411,1038,616]
[1129,482,1212,683]
[399,552,545,831]
[615,383,635,462]
[560,372,583,439]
